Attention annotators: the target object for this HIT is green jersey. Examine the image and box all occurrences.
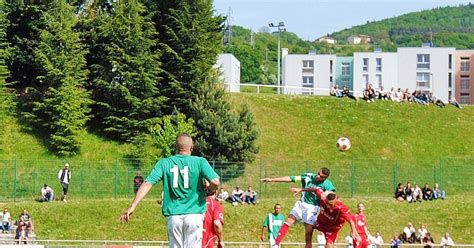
[146,154,219,216]
[290,173,336,206]
[262,213,285,239]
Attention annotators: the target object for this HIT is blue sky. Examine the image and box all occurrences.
[213,0,472,41]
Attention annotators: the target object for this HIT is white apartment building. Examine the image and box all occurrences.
[398,46,455,102]
[353,51,398,96]
[282,48,336,95]
[215,53,240,93]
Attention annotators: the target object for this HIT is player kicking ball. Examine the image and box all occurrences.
[261,168,335,248]
[290,187,361,248]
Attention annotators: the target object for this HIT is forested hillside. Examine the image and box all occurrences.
[331,4,474,48]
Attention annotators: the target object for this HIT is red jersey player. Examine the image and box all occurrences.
[203,190,224,248]
[353,203,371,248]
[290,187,360,248]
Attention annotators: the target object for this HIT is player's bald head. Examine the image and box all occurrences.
[176,133,193,153]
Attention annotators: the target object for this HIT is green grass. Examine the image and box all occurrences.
[0,94,473,243]
[2,195,472,244]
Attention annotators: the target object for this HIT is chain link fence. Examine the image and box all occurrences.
[0,157,472,201]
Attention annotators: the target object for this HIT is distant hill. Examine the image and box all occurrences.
[331,4,474,48]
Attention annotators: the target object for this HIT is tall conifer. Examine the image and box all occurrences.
[89,0,164,141]
[33,0,91,156]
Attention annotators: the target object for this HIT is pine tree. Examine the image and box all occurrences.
[190,73,259,167]
[89,0,164,141]
[33,0,91,156]
[153,0,225,115]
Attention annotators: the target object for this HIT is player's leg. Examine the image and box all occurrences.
[323,229,340,248]
[304,223,314,248]
[166,215,184,248]
[182,213,204,248]
[302,202,320,248]
[275,201,303,245]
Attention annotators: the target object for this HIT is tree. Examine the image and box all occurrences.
[190,73,259,178]
[32,0,91,156]
[153,0,225,115]
[89,0,165,141]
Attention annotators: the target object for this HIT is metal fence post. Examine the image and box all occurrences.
[14,159,17,202]
[351,159,355,198]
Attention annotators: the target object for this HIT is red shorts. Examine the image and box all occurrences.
[353,234,368,248]
[315,226,342,244]
[202,234,217,248]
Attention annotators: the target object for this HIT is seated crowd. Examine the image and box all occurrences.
[0,207,34,244]
[330,84,463,109]
[217,185,258,206]
[395,222,454,248]
[394,181,445,203]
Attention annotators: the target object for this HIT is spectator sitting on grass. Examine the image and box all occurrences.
[243,186,257,205]
[433,183,446,200]
[0,208,12,233]
[428,92,445,108]
[217,188,229,202]
[440,232,454,248]
[342,85,358,101]
[363,84,376,102]
[40,184,54,202]
[422,184,433,201]
[416,224,428,243]
[390,235,401,248]
[403,182,413,203]
[15,221,28,244]
[423,232,434,248]
[394,183,405,201]
[330,85,343,97]
[449,96,463,109]
[412,184,422,202]
[402,223,416,243]
[377,86,388,100]
[229,186,244,205]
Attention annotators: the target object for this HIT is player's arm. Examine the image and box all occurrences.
[213,219,224,247]
[119,181,153,222]
[344,211,361,242]
[261,226,267,241]
[261,176,292,182]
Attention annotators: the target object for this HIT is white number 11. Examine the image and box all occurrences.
[170,165,189,189]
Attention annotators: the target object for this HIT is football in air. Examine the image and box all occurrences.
[336,137,351,152]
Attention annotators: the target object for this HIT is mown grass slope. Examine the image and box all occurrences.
[0,93,473,244]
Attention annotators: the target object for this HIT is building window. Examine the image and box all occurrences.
[341,79,350,87]
[448,90,452,100]
[363,58,369,72]
[448,54,452,69]
[416,72,430,88]
[460,94,470,104]
[302,76,314,87]
[363,74,369,88]
[376,58,382,72]
[330,76,333,83]
[417,54,430,69]
[461,58,470,72]
[330,60,333,74]
[302,60,314,73]
[448,72,452,88]
[376,74,382,88]
[461,76,470,90]
[341,63,350,75]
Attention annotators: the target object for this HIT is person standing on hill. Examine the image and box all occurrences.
[57,163,71,202]
[261,167,335,248]
[119,133,220,248]
[353,203,371,248]
[261,203,285,248]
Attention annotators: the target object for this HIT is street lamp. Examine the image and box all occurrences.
[269,22,286,94]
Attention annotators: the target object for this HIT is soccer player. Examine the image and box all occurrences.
[261,203,285,248]
[261,167,335,248]
[202,187,224,248]
[119,133,220,248]
[290,187,360,248]
[353,203,371,248]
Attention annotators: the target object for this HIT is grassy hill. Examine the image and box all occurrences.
[0,94,473,244]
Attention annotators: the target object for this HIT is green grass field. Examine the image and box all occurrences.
[0,93,473,244]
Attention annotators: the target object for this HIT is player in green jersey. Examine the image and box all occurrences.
[262,167,335,248]
[120,133,220,248]
[262,203,286,247]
